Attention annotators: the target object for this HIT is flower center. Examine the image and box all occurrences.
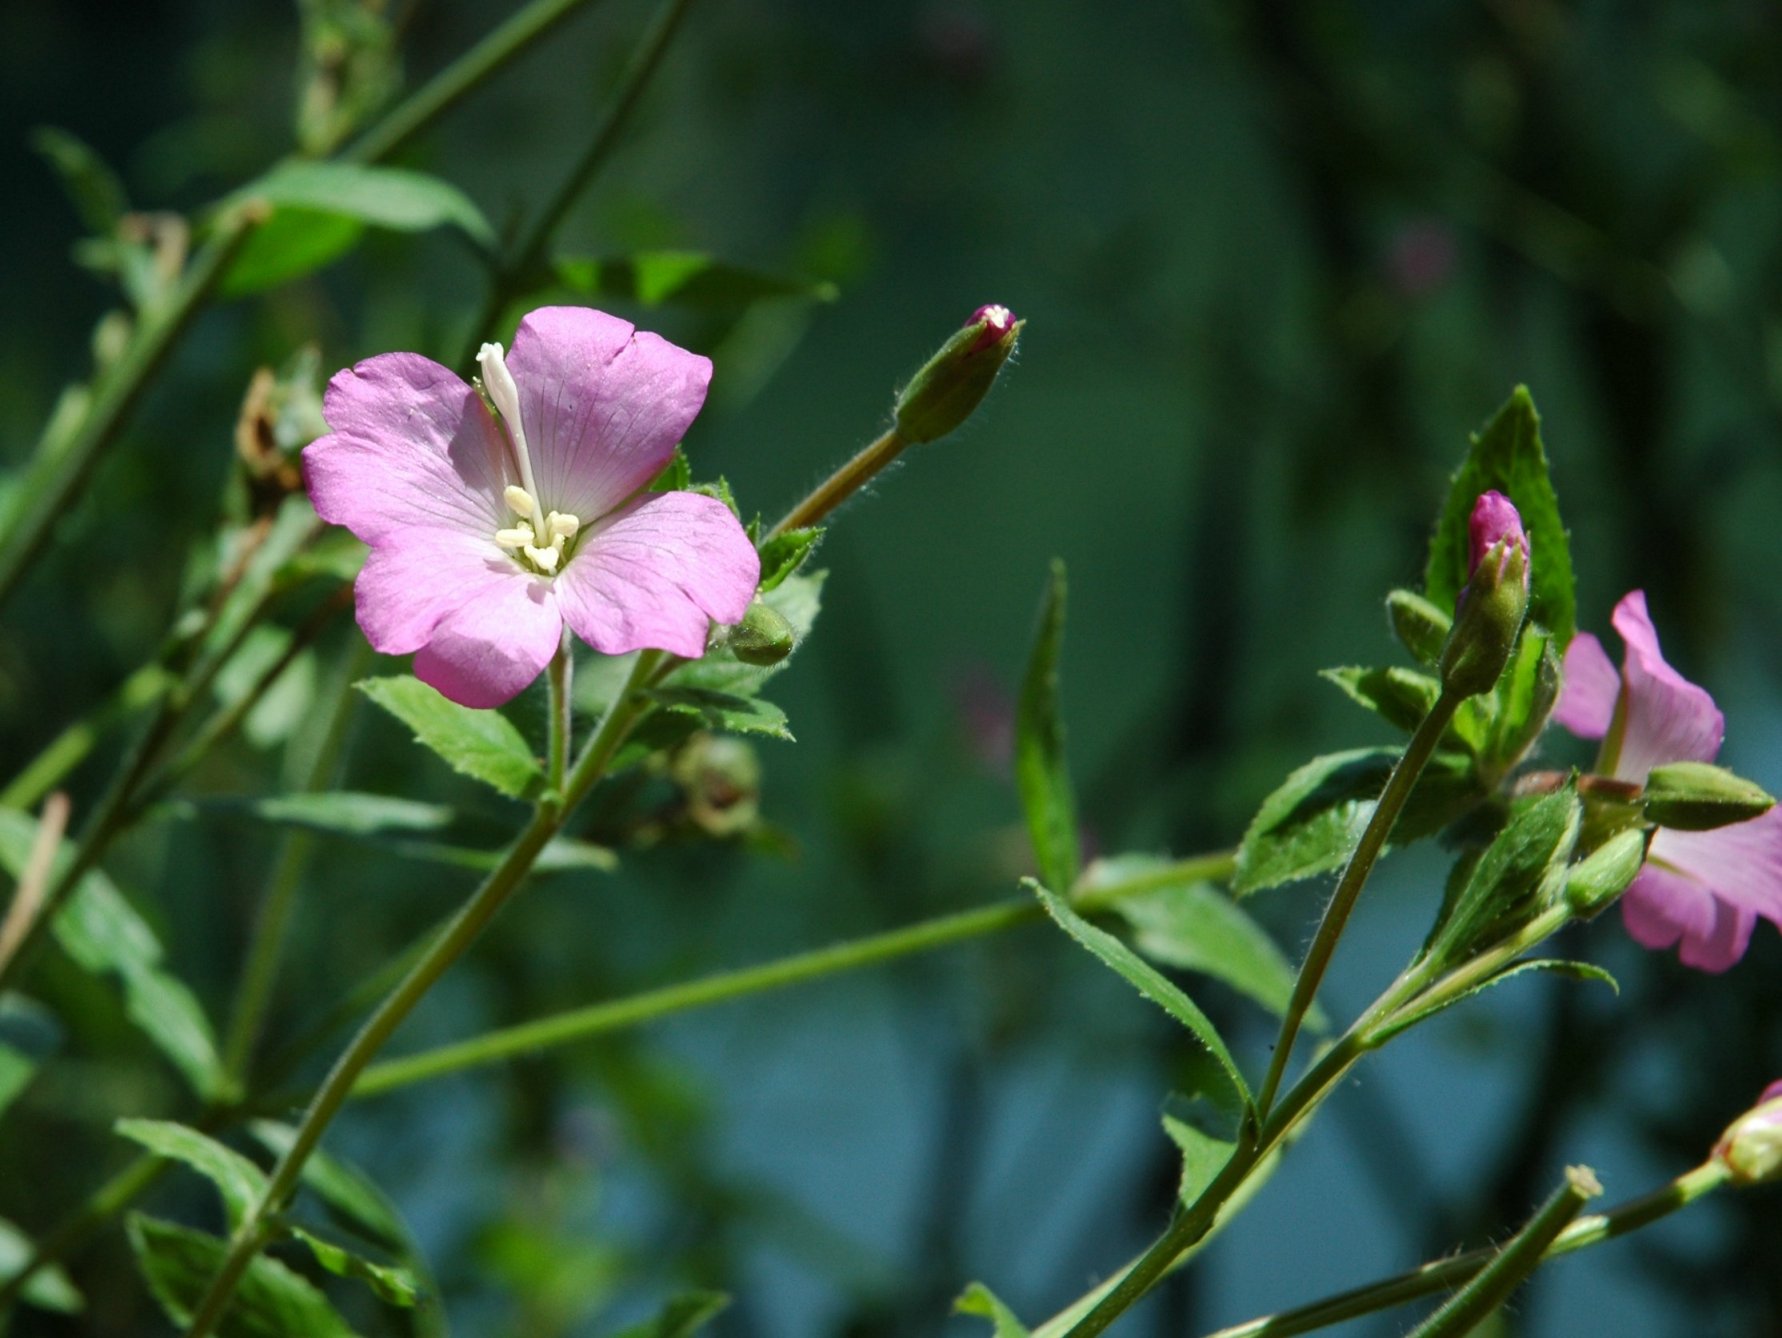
[494,484,580,575]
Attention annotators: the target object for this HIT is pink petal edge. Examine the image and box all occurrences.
[412,577,563,709]
[1610,590,1724,778]
[1552,630,1619,742]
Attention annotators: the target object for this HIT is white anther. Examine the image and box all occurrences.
[549,512,580,539]
[494,526,534,549]
[524,544,561,572]
[504,485,536,517]
[477,342,538,501]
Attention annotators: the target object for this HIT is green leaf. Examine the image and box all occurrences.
[218,210,365,298]
[285,1226,419,1308]
[31,127,128,236]
[1084,855,1303,1021]
[649,447,692,493]
[0,994,59,1120]
[127,1214,360,1337]
[247,1121,407,1251]
[1426,787,1581,965]
[1030,881,1250,1107]
[756,527,823,593]
[1424,387,1576,649]
[0,810,223,1098]
[216,792,458,838]
[1161,1072,1246,1206]
[1321,666,1442,736]
[1371,959,1617,1046]
[1234,748,1479,895]
[115,1119,267,1232]
[954,1282,1031,1337]
[233,161,493,244]
[611,1289,731,1338]
[1016,561,1079,894]
[358,676,544,800]
[554,251,836,309]
[0,1215,83,1314]
[1486,627,1561,769]
[667,570,825,701]
[645,686,793,741]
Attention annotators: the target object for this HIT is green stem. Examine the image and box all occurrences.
[1203,1162,1728,1338]
[1406,1165,1601,1338]
[181,652,660,1337]
[351,851,1234,1098]
[0,214,258,613]
[768,427,910,539]
[343,0,614,165]
[1255,688,1462,1116]
[547,637,573,799]
[0,663,173,812]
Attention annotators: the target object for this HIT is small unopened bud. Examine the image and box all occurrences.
[1642,762,1776,832]
[893,304,1022,444]
[1564,828,1650,917]
[1714,1081,1782,1186]
[727,600,796,666]
[1438,491,1532,698]
[1387,588,1452,668]
[673,734,762,837]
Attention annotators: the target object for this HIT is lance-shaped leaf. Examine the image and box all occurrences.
[1424,787,1582,967]
[1016,561,1079,894]
[954,1283,1031,1337]
[115,1119,267,1232]
[0,993,58,1120]
[358,676,544,800]
[1370,958,1617,1046]
[127,1215,359,1337]
[0,1216,83,1314]
[612,1290,732,1337]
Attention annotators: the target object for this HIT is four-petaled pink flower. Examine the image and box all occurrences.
[1554,591,1782,971]
[305,307,760,708]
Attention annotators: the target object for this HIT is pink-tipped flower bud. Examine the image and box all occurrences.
[893,304,1023,444]
[1439,491,1532,698]
[1714,1081,1782,1186]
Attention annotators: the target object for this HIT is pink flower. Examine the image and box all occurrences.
[1554,591,1782,971]
[305,308,760,708]
[1467,490,1529,582]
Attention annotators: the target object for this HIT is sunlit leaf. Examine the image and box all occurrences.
[0,1215,83,1314]
[358,676,544,800]
[954,1282,1031,1337]
[115,1119,267,1232]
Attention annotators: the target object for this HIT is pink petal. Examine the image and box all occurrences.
[1647,810,1782,925]
[412,576,563,709]
[353,527,524,655]
[306,353,512,544]
[1610,590,1724,779]
[505,307,713,523]
[1620,863,1754,973]
[1552,631,1620,741]
[554,492,759,659]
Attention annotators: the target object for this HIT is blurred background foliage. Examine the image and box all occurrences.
[3,0,1781,1334]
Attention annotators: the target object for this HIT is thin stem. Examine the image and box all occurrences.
[546,637,573,799]
[1201,1162,1729,1338]
[182,652,662,1336]
[768,427,910,539]
[352,851,1235,1098]
[0,213,259,613]
[0,663,173,812]
[1256,688,1462,1115]
[344,0,613,165]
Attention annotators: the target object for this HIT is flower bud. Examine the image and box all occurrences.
[726,600,796,666]
[1563,827,1649,918]
[1642,761,1776,832]
[1438,491,1531,699]
[1387,587,1452,668]
[672,734,762,837]
[893,304,1022,444]
[1714,1081,1782,1186]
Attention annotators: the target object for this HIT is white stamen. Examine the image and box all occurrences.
[504,485,536,517]
[524,544,561,572]
[477,342,538,501]
[549,512,580,539]
[494,525,534,549]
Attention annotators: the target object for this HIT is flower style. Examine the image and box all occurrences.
[305,307,760,708]
[1553,591,1782,971]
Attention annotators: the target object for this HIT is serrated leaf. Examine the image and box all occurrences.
[128,1215,360,1337]
[0,1215,83,1314]
[645,686,793,741]
[1371,959,1617,1046]
[115,1119,267,1232]
[1425,788,1581,966]
[954,1282,1031,1337]
[649,447,692,493]
[0,811,223,1098]
[1016,561,1079,894]
[358,676,544,799]
[248,1122,407,1251]
[31,127,128,236]
[554,251,836,309]
[756,527,823,593]
[1084,855,1303,1021]
[611,1289,731,1338]
[1322,666,1442,735]
[286,1226,419,1308]
[1425,387,1575,649]
[1234,748,1480,895]
[1031,881,1250,1107]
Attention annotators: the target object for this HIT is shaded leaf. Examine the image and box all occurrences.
[1371,959,1617,1046]
[358,676,544,799]
[1162,1070,1245,1207]
[554,251,835,309]
[213,792,456,838]
[645,687,792,742]
[1424,387,1575,648]
[649,447,692,493]
[286,1225,419,1308]
[954,1282,1031,1337]
[248,1121,407,1251]
[31,127,128,236]
[0,994,59,1120]
[0,1215,83,1314]
[127,1214,359,1337]
[611,1289,731,1337]
[1486,627,1561,768]
[1016,561,1079,894]
[115,1119,266,1232]
[1321,666,1442,736]
[1234,747,1479,895]
[1030,881,1250,1107]
[756,527,823,593]
[1425,787,1581,966]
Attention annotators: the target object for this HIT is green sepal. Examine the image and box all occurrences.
[1565,828,1650,917]
[649,447,692,493]
[1643,761,1776,831]
[1423,786,1581,968]
[1322,666,1442,735]
[1387,588,1453,668]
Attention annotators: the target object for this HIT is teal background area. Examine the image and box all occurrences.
[3,1,1780,1333]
